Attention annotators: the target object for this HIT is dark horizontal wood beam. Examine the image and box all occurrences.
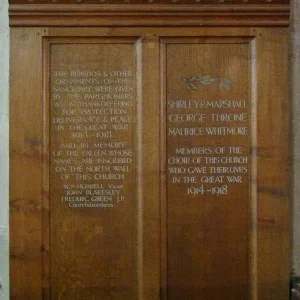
[9,3,290,27]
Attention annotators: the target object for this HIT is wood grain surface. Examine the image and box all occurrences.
[9,3,290,27]
[162,39,250,299]
[10,26,290,300]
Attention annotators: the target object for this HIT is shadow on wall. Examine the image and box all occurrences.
[292,289,300,299]
[291,274,300,299]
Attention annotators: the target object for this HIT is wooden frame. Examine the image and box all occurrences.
[9,2,290,299]
[9,2,290,27]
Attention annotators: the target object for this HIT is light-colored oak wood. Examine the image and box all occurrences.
[10,25,290,300]
[136,35,161,300]
[10,27,49,300]
[162,38,250,299]
[49,39,138,299]
[255,27,290,300]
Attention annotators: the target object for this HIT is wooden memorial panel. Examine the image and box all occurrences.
[48,40,138,299]
[163,39,251,299]
[9,3,290,299]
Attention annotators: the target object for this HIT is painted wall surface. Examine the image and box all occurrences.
[0,1,299,300]
[0,0,9,298]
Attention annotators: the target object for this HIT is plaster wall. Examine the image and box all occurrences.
[0,0,9,298]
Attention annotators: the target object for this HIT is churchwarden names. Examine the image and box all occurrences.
[167,98,249,197]
[50,69,135,208]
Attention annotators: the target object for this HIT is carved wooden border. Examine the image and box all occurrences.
[9,3,290,27]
